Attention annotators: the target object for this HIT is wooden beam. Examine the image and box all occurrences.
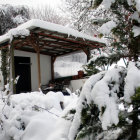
[39,41,81,51]
[37,32,105,51]
[15,42,32,49]
[15,47,56,56]
[37,32,97,48]
[34,28,106,48]
[38,39,82,49]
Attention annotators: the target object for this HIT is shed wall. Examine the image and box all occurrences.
[14,50,51,91]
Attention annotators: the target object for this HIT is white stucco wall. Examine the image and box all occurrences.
[14,50,51,91]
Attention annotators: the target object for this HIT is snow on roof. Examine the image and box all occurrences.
[0,19,105,45]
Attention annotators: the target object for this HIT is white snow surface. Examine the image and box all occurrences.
[9,28,30,41]
[132,26,140,37]
[68,66,126,139]
[68,72,106,140]
[0,28,30,43]
[97,128,122,140]
[0,19,105,44]
[91,68,122,130]
[0,91,77,140]
[98,20,117,35]
[48,96,78,140]
[127,0,133,5]
[131,12,140,23]
[135,0,140,12]
[101,0,115,9]
[124,62,140,102]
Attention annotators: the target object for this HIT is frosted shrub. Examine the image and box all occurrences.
[63,61,140,140]
[0,91,66,140]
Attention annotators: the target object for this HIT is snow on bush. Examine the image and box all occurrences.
[124,62,140,102]
[0,91,76,140]
[132,26,140,37]
[91,67,124,130]
[68,66,126,139]
[101,0,115,9]
[48,96,78,140]
[55,61,140,140]
[68,71,106,140]
[135,0,140,12]
[98,20,117,35]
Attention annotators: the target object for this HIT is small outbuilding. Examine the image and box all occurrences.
[0,19,105,94]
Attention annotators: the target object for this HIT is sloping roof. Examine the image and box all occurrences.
[0,19,106,56]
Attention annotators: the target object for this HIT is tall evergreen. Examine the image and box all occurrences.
[93,0,140,60]
[63,1,140,140]
[0,4,30,86]
[85,0,140,75]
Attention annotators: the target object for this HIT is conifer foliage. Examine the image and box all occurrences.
[62,1,140,139]
[84,0,140,74]
[93,0,140,59]
[65,62,140,140]
[0,4,30,86]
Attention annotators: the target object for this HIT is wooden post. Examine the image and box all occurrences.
[87,49,90,62]
[83,47,90,62]
[37,50,41,89]
[31,34,41,90]
[51,56,56,80]
[10,41,16,94]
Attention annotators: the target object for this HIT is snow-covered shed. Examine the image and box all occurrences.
[0,19,105,93]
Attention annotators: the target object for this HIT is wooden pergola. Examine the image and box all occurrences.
[0,20,106,92]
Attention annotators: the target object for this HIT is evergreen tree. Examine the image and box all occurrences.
[84,50,125,75]
[65,62,140,140]
[85,0,140,73]
[63,0,101,35]
[62,1,140,139]
[65,0,140,73]
[92,0,140,61]
[0,4,30,86]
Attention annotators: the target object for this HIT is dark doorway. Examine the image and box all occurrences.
[14,56,31,94]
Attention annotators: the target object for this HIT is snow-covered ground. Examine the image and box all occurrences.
[0,91,78,140]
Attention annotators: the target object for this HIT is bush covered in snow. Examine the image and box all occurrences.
[51,61,140,140]
[0,91,77,140]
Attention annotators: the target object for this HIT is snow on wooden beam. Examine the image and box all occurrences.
[39,42,79,52]
[37,32,101,49]
[38,39,81,50]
